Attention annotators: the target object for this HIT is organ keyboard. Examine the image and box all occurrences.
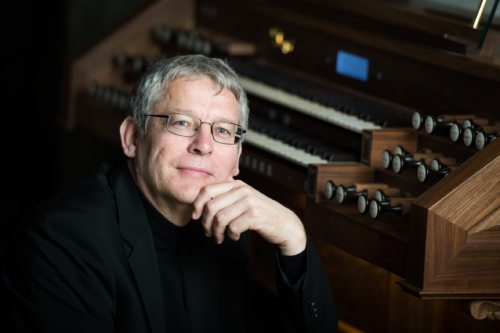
[240,75,381,134]
[231,59,408,133]
[244,130,329,167]
[65,0,500,331]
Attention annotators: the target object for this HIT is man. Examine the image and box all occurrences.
[2,55,337,332]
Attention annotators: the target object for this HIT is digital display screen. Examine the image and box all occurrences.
[336,50,369,82]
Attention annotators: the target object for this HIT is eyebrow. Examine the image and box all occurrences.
[165,108,240,125]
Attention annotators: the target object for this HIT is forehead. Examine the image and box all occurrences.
[158,76,238,121]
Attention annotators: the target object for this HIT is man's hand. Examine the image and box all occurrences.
[192,180,307,256]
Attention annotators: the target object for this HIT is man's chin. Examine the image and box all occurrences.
[172,187,203,205]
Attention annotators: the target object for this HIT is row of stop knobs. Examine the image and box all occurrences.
[381,145,456,183]
[412,112,499,150]
[323,181,413,219]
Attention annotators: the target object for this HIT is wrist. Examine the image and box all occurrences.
[278,229,307,256]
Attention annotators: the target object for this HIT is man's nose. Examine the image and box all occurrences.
[188,123,213,155]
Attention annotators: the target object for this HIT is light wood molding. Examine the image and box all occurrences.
[405,139,500,298]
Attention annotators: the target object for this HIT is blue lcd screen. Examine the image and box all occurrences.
[336,50,369,82]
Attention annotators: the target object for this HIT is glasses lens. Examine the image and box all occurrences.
[212,122,239,144]
[167,113,199,136]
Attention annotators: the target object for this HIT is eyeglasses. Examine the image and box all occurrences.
[147,112,246,145]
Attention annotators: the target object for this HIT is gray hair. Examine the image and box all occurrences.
[129,54,249,137]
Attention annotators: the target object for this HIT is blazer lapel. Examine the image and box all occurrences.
[108,163,166,333]
[180,223,219,333]
[128,233,165,333]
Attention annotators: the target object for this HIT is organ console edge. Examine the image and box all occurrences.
[405,139,500,298]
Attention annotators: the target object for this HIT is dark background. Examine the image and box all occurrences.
[1,0,152,247]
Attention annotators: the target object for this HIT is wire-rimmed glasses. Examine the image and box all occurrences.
[147,112,246,145]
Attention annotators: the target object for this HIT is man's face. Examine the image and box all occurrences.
[133,76,241,208]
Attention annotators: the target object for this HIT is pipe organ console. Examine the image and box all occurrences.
[64,0,500,331]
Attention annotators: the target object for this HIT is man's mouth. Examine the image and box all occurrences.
[177,166,213,177]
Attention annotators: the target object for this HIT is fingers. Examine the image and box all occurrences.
[210,198,252,244]
[192,180,259,244]
[201,186,248,237]
[192,180,244,220]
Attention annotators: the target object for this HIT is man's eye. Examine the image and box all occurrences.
[174,120,189,127]
[170,117,194,128]
[215,127,232,136]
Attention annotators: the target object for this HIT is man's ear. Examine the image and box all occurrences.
[120,116,138,158]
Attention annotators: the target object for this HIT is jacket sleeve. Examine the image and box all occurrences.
[1,210,116,333]
[275,238,338,333]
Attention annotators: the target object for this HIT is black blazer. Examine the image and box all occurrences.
[2,162,337,333]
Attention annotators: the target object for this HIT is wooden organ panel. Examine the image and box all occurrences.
[64,0,195,136]
[64,0,500,331]
[197,0,500,118]
[406,139,500,298]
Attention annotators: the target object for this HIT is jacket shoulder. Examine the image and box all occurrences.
[37,163,116,226]
[14,163,123,255]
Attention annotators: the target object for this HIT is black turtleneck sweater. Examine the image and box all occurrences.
[143,197,190,333]
[141,195,306,332]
